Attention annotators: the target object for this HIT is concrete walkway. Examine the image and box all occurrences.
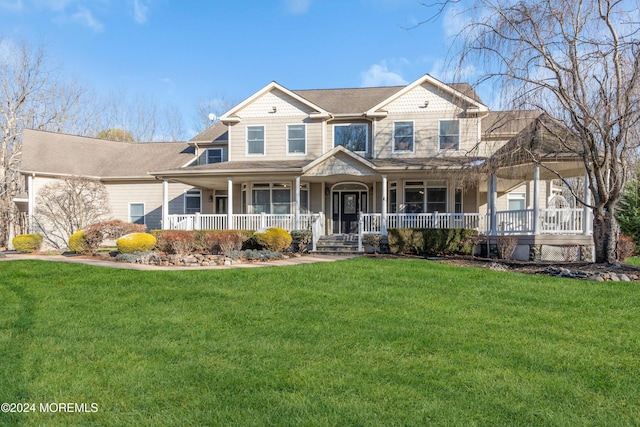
[0,252,360,271]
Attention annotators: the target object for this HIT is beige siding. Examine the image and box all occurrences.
[229,89,324,162]
[373,82,483,159]
[228,118,323,161]
[104,181,193,230]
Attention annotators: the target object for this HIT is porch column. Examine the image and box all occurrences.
[162,179,169,230]
[381,175,388,235]
[28,174,34,233]
[532,164,540,235]
[295,176,301,230]
[489,173,498,235]
[583,173,592,235]
[227,177,233,230]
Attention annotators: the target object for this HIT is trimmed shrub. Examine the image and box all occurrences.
[116,233,157,254]
[68,230,89,254]
[155,230,195,254]
[387,228,478,256]
[254,227,293,252]
[290,230,312,253]
[83,220,147,252]
[12,234,43,253]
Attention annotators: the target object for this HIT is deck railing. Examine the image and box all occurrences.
[167,209,586,235]
[167,213,320,232]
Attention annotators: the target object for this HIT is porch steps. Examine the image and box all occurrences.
[313,234,363,255]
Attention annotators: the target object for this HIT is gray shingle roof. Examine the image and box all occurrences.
[292,86,405,114]
[190,121,229,142]
[291,82,482,115]
[21,129,195,178]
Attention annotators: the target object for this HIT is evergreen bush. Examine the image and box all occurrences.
[68,230,88,253]
[116,233,157,254]
[387,228,477,256]
[12,234,44,253]
[254,227,293,252]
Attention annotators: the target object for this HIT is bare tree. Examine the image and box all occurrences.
[193,94,237,134]
[431,0,640,263]
[33,177,111,249]
[0,38,88,247]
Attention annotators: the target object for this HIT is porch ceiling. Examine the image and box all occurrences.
[495,160,585,181]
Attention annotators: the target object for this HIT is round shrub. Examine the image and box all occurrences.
[254,227,293,252]
[68,230,89,254]
[12,234,43,253]
[116,232,157,254]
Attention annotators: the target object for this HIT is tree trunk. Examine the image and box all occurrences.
[592,210,618,264]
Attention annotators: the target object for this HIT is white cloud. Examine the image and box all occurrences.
[360,61,408,87]
[284,0,311,14]
[133,0,148,24]
[70,6,104,32]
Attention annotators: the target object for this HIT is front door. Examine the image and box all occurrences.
[341,192,359,233]
[332,189,368,234]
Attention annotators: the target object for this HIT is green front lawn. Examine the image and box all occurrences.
[1,258,638,426]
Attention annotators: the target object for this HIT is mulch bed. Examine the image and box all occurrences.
[367,253,640,280]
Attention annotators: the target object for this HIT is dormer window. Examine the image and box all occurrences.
[334,123,368,154]
[206,148,223,164]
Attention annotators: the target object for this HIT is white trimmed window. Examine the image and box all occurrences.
[206,148,223,164]
[299,183,309,214]
[334,123,368,153]
[439,120,459,150]
[287,124,306,154]
[389,182,397,213]
[250,183,291,214]
[247,125,265,155]
[393,121,414,152]
[404,181,447,213]
[507,193,526,211]
[184,189,201,214]
[129,203,145,225]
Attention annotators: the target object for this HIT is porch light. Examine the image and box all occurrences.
[419,100,429,108]
[271,106,277,113]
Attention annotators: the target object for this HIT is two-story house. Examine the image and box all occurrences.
[17,74,592,259]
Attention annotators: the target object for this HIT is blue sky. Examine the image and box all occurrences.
[0,0,474,136]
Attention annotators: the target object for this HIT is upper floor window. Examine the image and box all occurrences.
[287,124,306,154]
[334,123,368,153]
[184,189,201,214]
[439,120,459,150]
[206,148,223,164]
[393,121,414,152]
[247,125,265,155]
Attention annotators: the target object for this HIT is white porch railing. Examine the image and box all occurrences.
[380,213,487,233]
[168,209,586,236]
[167,213,321,232]
[495,208,585,234]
